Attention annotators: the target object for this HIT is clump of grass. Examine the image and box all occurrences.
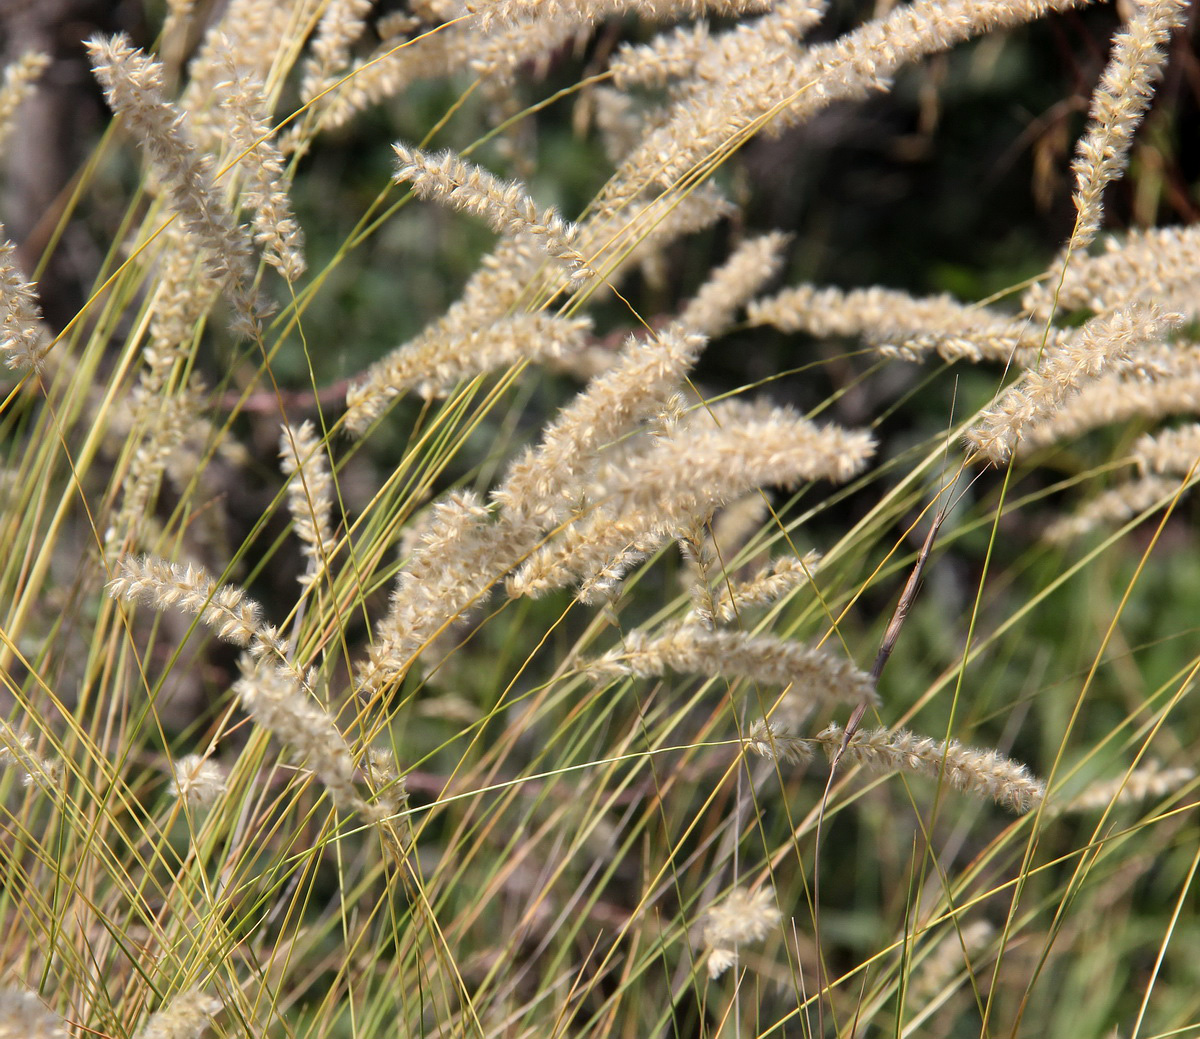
[0,2,1198,1038]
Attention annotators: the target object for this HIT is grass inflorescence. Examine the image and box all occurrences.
[0,1,1198,1037]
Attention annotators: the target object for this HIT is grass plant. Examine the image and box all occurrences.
[0,1,1198,1037]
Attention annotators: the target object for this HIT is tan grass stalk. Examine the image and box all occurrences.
[350,313,592,408]
[300,0,374,104]
[814,722,1045,813]
[345,233,549,435]
[678,232,790,337]
[748,282,1051,364]
[1132,422,1200,475]
[212,42,307,281]
[705,552,822,625]
[1023,226,1200,322]
[0,237,52,373]
[965,304,1179,463]
[1043,473,1182,542]
[279,420,337,589]
[0,52,50,152]
[87,33,267,333]
[586,624,878,707]
[494,326,707,525]
[1068,0,1191,250]
[393,144,593,278]
[1057,760,1197,814]
[698,885,778,979]
[359,326,722,690]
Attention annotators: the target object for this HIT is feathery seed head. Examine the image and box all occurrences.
[744,720,811,764]
[0,988,67,1039]
[171,754,228,808]
[700,886,779,978]
[138,990,221,1039]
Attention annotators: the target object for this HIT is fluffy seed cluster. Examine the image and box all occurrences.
[678,231,790,336]
[233,657,372,818]
[1024,226,1200,323]
[393,144,592,278]
[344,233,554,434]
[28,1,1197,1023]
[587,624,878,708]
[748,282,1053,365]
[703,553,822,626]
[965,305,1180,463]
[170,754,228,808]
[109,556,380,819]
[211,40,307,281]
[1069,0,1191,249]
[108,556,282,656]
[1132,422,1200,475]
[0,725,60,794]
[0,51,50,151]
[910,921,995,1003]
[0,988,67,1039]
[1043,473,1183,543]
[507,397,874,601]
[357,492,521,694]
[300,0,375,104]
[1058,759,1197,814]
[816,723,1045,813]
[86,33,267,332]
[279,421,337,588]
[0,238,52,372]
[743,720,811,765]
[699,886,779,979]
[469,0,771,33]
[495,326,708,525]
[137,990,221,1039]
